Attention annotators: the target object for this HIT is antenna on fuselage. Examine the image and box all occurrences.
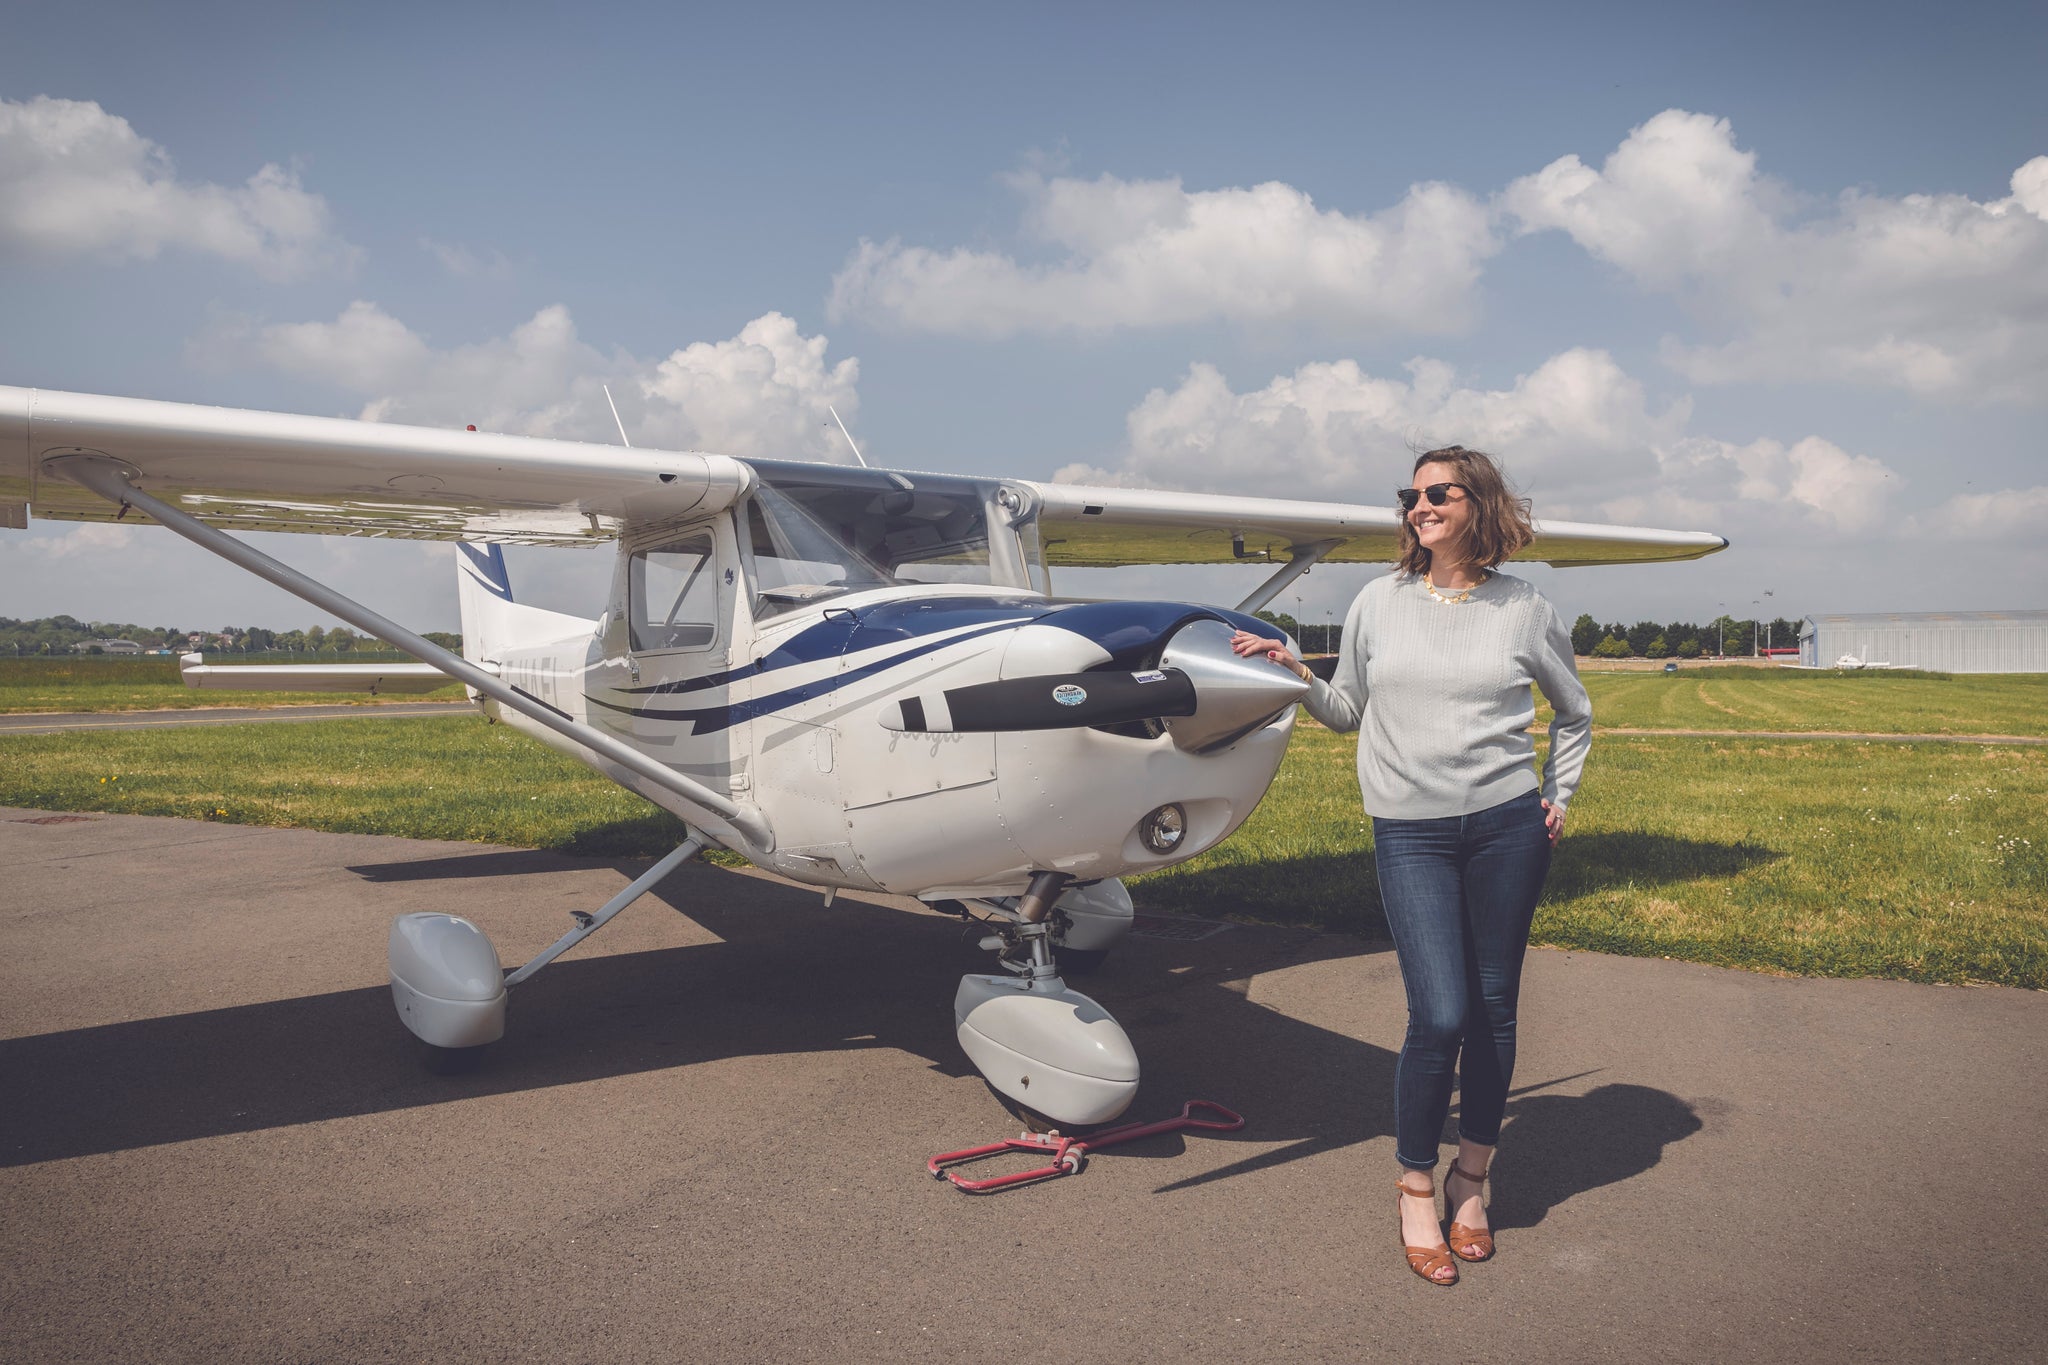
[828,405,870,468]
[602,384,632,448]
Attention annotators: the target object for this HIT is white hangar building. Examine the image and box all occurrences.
[1799,610,2048,673]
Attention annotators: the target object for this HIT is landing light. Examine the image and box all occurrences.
[1138,803,1187,855]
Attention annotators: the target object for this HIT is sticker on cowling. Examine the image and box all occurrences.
[1132,670,1168,684]
[1052,683,1088,706]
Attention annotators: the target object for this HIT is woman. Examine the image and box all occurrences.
[1231,445,1590,1287]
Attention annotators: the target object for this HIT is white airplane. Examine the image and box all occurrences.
[0,384,1726,1128]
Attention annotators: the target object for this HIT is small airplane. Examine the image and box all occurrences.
[0,384,1726,1128]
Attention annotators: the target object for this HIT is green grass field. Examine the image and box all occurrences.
[2,708,2042,988]
[0,715,671,855]
[0,656,462,713]
[1574,667,2048,736]
[1134,725,2045,988]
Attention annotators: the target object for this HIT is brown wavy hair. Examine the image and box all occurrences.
[1395,445,1536,575]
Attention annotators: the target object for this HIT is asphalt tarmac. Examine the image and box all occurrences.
[2,807,2042,1364]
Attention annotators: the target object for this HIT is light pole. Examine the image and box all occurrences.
[1718,603,1726,658]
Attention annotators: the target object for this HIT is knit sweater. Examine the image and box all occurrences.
[1301,570,1592,820]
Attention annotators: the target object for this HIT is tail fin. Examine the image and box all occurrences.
[455,541,596,665]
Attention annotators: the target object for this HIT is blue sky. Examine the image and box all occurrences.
[4,0,2044,633]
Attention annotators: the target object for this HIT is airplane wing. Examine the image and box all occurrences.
[1,385,1727,566]
[1020,480,1728,567]
[0,386,750,546]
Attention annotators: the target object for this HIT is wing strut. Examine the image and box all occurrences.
[504,831,707,986]
[1234,539,1341,614]
[46,454,774,854]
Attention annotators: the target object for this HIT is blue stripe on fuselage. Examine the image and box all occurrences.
[593,594,1273,731]
[587,618,1027,734]
[616,596,1044,697]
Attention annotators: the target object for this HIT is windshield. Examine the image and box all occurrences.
[742,463,1019,619]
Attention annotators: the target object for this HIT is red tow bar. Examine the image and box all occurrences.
[928,1100,1245,1193]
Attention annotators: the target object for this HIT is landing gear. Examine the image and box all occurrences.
[387,832,706,1071]
[951,872,1141,1128]
[948,877,1134,975]
[981,1077,1113,1137]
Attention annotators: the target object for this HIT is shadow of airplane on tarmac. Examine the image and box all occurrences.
[0,847,1702,1221]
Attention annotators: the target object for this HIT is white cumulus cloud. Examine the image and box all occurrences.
[222,303,862,460]
[1058,348,1688,505]
[829,169,1499,336]
[0,95,352,277]
[1606,435,1900,536]
[1059,348,1904,541]
[1928,484,2048,541]
[1501,110,2048,401]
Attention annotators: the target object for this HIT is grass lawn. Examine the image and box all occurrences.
[0,656,462,713]
[1134,725,2046,989]
[1572,667,2048,736]
[3,712,2042,989]
[0,716,669,856]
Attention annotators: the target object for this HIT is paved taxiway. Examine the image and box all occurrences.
[3,807,2042,1363]
[0,701,471,736]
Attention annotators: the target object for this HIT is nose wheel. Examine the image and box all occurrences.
[981,1077,1115,1137]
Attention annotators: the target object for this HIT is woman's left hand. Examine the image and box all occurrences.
[1229,630,1307,678]
[1540,799,1565,846]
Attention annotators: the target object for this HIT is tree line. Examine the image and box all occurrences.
[0,615,460,656]
[10,607,1800,663]
[1570,614,1803,659]
[1253,612,1340,654]
[1252,610,1804,659]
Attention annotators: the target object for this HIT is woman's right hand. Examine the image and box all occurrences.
[1230,630,1307,679]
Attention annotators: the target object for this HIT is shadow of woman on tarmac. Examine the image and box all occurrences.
[1480,1082,1706,1230]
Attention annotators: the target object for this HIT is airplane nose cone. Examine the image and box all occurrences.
[1157,619,1310,753]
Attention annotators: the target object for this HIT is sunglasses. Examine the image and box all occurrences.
[1396,482,1469,511]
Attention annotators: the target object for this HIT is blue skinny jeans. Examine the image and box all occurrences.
[1372,788,1553,1172]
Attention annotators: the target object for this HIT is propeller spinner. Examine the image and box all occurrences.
[882,616,1307,751]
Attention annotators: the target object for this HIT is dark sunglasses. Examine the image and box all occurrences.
[1396,482,1469,511]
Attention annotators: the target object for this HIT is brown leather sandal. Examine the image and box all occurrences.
[1396,1178,1459,1286]
[1445,1160,1494,1262]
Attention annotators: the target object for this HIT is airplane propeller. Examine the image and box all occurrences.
[883,667,1198,734]
[882,618,1309,753]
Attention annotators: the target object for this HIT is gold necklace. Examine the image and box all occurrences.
[1425,573,1486,605]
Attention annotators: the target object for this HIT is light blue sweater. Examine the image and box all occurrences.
[1302,570,1592,820]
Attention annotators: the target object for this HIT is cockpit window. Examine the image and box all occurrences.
[742,463,1008,619]
[745,486,895,614]
[629,531,719,652]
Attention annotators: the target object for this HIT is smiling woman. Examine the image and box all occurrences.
[1231,442,1589,1285]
